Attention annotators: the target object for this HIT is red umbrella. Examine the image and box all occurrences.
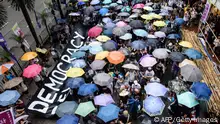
[88,26,103,38]
[23,64,42,78]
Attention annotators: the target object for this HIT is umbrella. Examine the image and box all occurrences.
[129,20,145,29]
[116,0,122,4]
[119,33,132,40]
[95,51,109,60]
[184,48,203,60]
[94,5,102,10]
[141,14,153,20]
[99,8,109,16]
[97,104,120,123]
[90,0,100,5]
[143,6,153,11]
[93,72,113,86]
[180,65,203,82]
[94,94,115,106]
[102,17,112,24]
[105,22,116,29]
[145,2,153,6]
[78,84,98,96]
[143,96,165,116]
[131,40,146,50]
[103,29,113,37]
[119,48,130,56]
[129,13,139,19]
[103,40,117,51]
[122,63,139,70]
[90,60,106,70]
[109,3,118,7]
[88,26,103,38]
[118,12,130,17]
[153,21,166,27]
[154,31,166,38]
[84,6,95,16]
[144,83,168,96]
[21,52,38,61]
[4,77,23,89]
[116,21,128,27]
[52,25,64,32]
[89,41,102,46]
[96,35,111,42]
[115,5,123,10]
[0,61,14,75]
[169,52,185,62]
[71,59,86,68]
[0,90,20,106]
[69,12,81,16]
[177,92,199,108]
[147,34,157,39]
[179,59,196,68]
[190,82,212,101]
[146,38,159,47]
[163,6,173,10]
[36,48,47,54]
[132,9,142,13]
[140,56,157,67]
[149,13,162,19]
[160,27,174,34]
[179,41,193,48]
[79,45,91,51]
[152,48,169,59]
[133,3,145,9]
[175,18,184,25]
[56,115,79,124]
[103,0,112,4]
[89,45,103,54]
[75,101,95,117]
[121,6,131,12]
[23,64,42,78]
[133,29,148,37]
[168,79,188,94]
[107,51,125,64]
[72,51,86,59]
[167,34,181,39]
[66,68,85,78]
[112,27,126,36]
[77,1,85,6]
[56,101,78,117]
[66,77,85,89]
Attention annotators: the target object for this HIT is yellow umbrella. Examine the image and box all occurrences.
[36,48,47,54]
[21,52,38,61]
[153,21,166,27]
[143,6,153,11]
[95,51,109,60]
[66,68,85,78]
[179,41,193,48]
[179,59,196,68]
[141,14,153,20]
[96,35,111,42]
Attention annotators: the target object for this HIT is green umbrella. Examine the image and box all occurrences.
[177,91,199,108]
[75,101,96,117]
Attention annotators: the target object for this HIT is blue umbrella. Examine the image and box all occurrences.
[103,29,113,37]
[133,29,148,37]
[167,34,181,39]
[103,0,112,4]
[66,77,85,89]
[72,51,86,59]
[99,8,109,16]
[90,0,100,5]
[56,115,79,124]
[143,96,165,116]
[77,1,85,6]
[0,90,20,106]
[97,104,120,123]
[109,3,118,7]
[102,17,112,24]
[56,101,78,117]
[89,45,103,54]
[175,18,184,25]
[102,40,117,51]
[94,5,102,10]
[79,45,91,51]
[121,6,131,12]
[104,22,116,29]
[190,82,212,101]
[169,52,185,62]
[184,48,203,60]
[78,84,98,96]
[146,38,159,47]
[71,59,87,68]
[131,40,146,50]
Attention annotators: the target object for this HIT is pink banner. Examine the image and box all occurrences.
[0,108,15,124]
[201,1,211,23]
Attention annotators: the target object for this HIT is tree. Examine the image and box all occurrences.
[37,9,51,36]
[0,4,7,28]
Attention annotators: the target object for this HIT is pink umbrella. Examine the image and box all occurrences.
[116,21,127,27]
[132,4,144,9]
[140,56,157,67]
[94,94,115,106]
[23,64,42,78]
[88,26,103,38]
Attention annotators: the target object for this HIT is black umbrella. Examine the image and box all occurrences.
[160,27,175,34]
[115,5,123,10]
[145,38,159,47]
[169,52,185,62]
[52,25,64,32]
[129,20,144,29]
[84,6,95,16]
[102,41,117,51]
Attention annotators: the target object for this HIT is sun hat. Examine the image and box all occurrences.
[119,90,129,96]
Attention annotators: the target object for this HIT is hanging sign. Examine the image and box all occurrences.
[201,1,211,23]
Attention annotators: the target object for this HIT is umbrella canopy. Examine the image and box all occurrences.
[133,3,144,9]
[121,6,131,12]
[180,65,203,82]
[129,13,139,19]
[103,40,117,51]
[190,82,212,101]
[129,20,145,29]
[23,64,42,78]
[153,21,166,27]
[95,51,109,60]
[169,52,185,62]
[179,41,193,48]
[88,26,103,38]
[77,1,85,6]
[175,18,184,25]
[179,59,196,68]
[102,17,112,24]
[177,92,199,108]
[71,59,87,68]
[103,0,112,4]
[89,41,102,46]
[133,29,148,37]
[141,14,153,20]
[0,61,14,75]
[160,27,174,34]
[167,34,181,39]
[143,96,165,116]
[110,3,118,7]
[107,51,125,64]
[119,48,130,56]
[78,84,98,96]
[131,40,146,50]
[149,13,162,19]
[93,72,113,86]
[75,101,96,117]
[140,56,157,67]
[89,45,103,55]
[94,94,115,106]
[103,28,113,37]
[122,63,139,70]
[96,35,111,42]
[21,52,38,61]
[146,38,158,47]
[4,77,23,89]
[66,68,85,78]
[90,0,100,5]
[119,33,132,40]
[184,48,203,60]
[0,90,20,106]
[84,6,95,16]
[90,60,106,70]
[99,8,109,16]
[56,101,78,117]
[69,12,81,16]
[168,79,188,94]
[154,31,166,38]
[143,6,153,11]
[72,51,86,59]
[147,34,157,39]
[118,12,130,17]
[105,22,116,29]
[66,77,85,89]
[116,21,128,27]
[115,5,123,10]
[97,104,120,123]
[144,83,168,96]
[56,115,79,124]
[112,27,126,36]
[152,48,169,59]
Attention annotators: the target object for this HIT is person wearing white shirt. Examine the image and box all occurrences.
[150,76,161,83]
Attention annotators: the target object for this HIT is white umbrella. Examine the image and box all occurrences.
[122,63,139,70]
[119,33,132,40]
[154,31,166,38]
[147,34,157,39]
[152,48,170,59]
[180,65,203,82]
[140,56,157,67]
